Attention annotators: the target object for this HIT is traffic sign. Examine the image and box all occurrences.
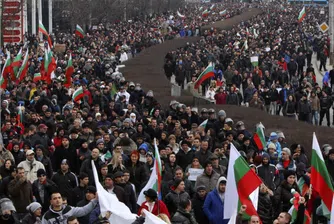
[319,22,329,33]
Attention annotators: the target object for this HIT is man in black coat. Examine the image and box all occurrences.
[192,185,209,224]
[72,172,89,206]
[104,173,126,203]
[77,186,97,224]
[113,171,137,213]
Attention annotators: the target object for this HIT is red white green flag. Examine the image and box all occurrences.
[253,122,266,150]
[11,48,22,80]
[64,54,74,88]
[225,144,262,221]
[43,44,56,84]
[202,9,209,17]
[298,7,306,23]
[288,189,311,224]
[72,86,84,102]
[311,133,334,222]
[33,73,42,82]
[39,21,53,48]
[194,62,214,89]
[0,51,12,90]
[75,24,85,38]
[16,50,29,84]
[17,104,24,134]
[137,138,162,205]
[177,11,186,19]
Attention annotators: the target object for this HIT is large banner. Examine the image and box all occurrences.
[2,0,25,44]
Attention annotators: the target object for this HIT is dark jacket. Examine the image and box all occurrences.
[194,149,212,167]
[72,185,87,206]
[258,192,273,224]
[257,163,279,191]
[171,208,198,224]
[105,185,126,203]
[80,157,104,186]
[36,155,53,179]
[22,213,39,224]
[126,161,149,193]
[116,182,137,213]
[176,149,195,171]
[8,177,33,213]
[51,170,78,206]
[165,190,190,217]
[32,179,58,213]
[274,181,300,217]
[0,175,14,198]
[77,198,91,224]
[192,193,209,224]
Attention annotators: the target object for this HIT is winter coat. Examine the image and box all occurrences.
[176,149,195,171]
[0,175,14,198]
[126,161,148,193]
[8,177,33,213]
[80,157,104,186]
[171,208,198,224]
[32,179,58,213]
[192,193,209,224]
[195,171,220,192]
[203,188,229,224]
[17,159,45,183]
[274,181,300,217]
[36,156,53,179]
[276,159,296,181]
[194,149,212,167]
[257,192,273,224]
[165,190,190,217]
[116,182,138,213]
[138,200,170,218]
[22,213,41,224]
[257,163,279,190]
[227,92,240,105]
[51,170,78,206]
[42,199,98,224]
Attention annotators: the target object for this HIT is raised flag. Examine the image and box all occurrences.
[210,4,215,10]
[288,189,311,224]
[137,139,162,205]
[219,10,227,16]
[91,161,137,224]
[64,54,74,88]
[253,122,266,150]
[17,103,24,134]
[251,56,259,67]
[39,21,53,48]
[298,7,306,23]
[43,44,56,84]
[224,144,262,221]
[75,24,85,38]
[143,209,167,224]
[11,48,22,80]
[177,11,186,19]
[311,133,334,223]
[242,39,248,51]
[0,52,12,90]
[253,28,258,38]
[202,9,209,17]
[194,62,214,89]
[16,50,29,84]
[72,86,84,102]
[33,73,42,82]
[199,119,208,129]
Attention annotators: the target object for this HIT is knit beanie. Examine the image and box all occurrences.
[26,202,42,213]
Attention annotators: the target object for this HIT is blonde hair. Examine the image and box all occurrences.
[110,151,125,170]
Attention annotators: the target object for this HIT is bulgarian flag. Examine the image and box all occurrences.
[43,44,57,84]
[177,11,185,19]
[39,21,53,48]
[17,103,24,134]
[194,62,214,89]
[33,73,42,82]
[219,10,227,16]
[298,7,306,23]
[251,56,259,67]
[210,4,215,10]
[16,50,29,84]
[75,24,85,38]
[64,54,74,88]
[72,86,84,102]
[137,138,162,205]
[202,9,209,17]
[11,48,22,81]
[311,133,334,223]
[253,122,266,150]
[0,52,12,90]
[224,144,262,221]
[288,189,311,224]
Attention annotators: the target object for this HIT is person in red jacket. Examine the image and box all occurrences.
[138,188,170,218]
[214,87,227,105]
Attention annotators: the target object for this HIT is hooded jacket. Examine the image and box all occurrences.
[203,176,229,224]
[256,154,279,190]
[17,158,45,183]
[192,192,209,224]
[41,199,98,224]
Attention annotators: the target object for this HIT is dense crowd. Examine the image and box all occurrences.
[165,4,334,127]
[0,2,333,224]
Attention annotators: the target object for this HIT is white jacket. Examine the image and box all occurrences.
[18,159,45,183]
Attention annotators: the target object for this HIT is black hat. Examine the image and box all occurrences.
[37,169,47,177]
[106,173,114,179]
[144,189,158,199]
[328,149,334,156]
[196,185,206,191]
[113,171,124,179]
[284,170,296,180]
[86,186,97,194]
[243,136,250,142]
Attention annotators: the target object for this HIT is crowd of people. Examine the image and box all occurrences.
[165,3,334,127]
[0,2,333,224]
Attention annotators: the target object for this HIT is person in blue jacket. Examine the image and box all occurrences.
[203,176,229,224]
